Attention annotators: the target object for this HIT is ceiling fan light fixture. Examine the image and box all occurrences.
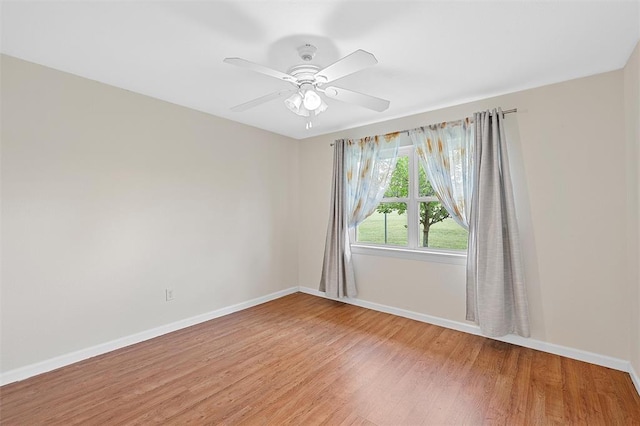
[285,92,303,113]
[285,86,326,118]
[315,99,328,115]
[302,88,322,111]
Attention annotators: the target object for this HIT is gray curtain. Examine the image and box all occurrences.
[466,108,530,337]
[320,140,357,298]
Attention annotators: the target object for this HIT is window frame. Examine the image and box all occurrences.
[351,145,467,265]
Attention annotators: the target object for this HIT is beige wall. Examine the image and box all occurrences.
[299,69,632,360]
[625,42,640,375]
[0,55,299,372]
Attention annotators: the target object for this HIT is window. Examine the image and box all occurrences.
[354,145,468,254]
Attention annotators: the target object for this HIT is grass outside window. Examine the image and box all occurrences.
[356,212,468,250]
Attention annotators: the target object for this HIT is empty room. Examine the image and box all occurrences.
[1,1,640,424]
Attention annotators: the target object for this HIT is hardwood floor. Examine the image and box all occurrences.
[1,292,639,425]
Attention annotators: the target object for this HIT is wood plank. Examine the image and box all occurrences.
[1,293,639,424]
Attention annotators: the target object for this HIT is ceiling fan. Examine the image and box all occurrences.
[223,44,390,129]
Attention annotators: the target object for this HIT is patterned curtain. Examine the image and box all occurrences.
[345,134,401,227]
[409,118,474,229]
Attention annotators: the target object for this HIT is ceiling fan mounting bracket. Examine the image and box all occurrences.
[297,44,317,62]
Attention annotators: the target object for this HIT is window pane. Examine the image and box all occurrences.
[356,203,407,246]
[384,156,409,198]
[418,202,468,250]
[418,162,436,197]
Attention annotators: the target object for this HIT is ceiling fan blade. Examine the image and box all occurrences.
[230,89,295,112]
[314,50,378,84]
[223,57,297,83]
[322,86,390,112]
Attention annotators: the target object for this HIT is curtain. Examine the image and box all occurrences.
[466,108,530,337]
[409,119,474,229]
[319,140,356,298]
[345,135,400,227]
[320,135,400,298]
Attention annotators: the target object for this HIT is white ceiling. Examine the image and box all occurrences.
[1,1,639,140]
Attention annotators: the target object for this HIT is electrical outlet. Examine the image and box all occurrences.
[165,289,174,301]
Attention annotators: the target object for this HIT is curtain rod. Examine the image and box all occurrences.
[330,108,517,146]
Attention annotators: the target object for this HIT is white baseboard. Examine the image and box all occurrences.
[0,287,298,386]
[298,286,631,373]
[631,364,640,397]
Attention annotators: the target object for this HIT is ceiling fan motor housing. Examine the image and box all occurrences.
[286,64,322,87]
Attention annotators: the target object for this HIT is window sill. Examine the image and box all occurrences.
[350,244,467,265]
